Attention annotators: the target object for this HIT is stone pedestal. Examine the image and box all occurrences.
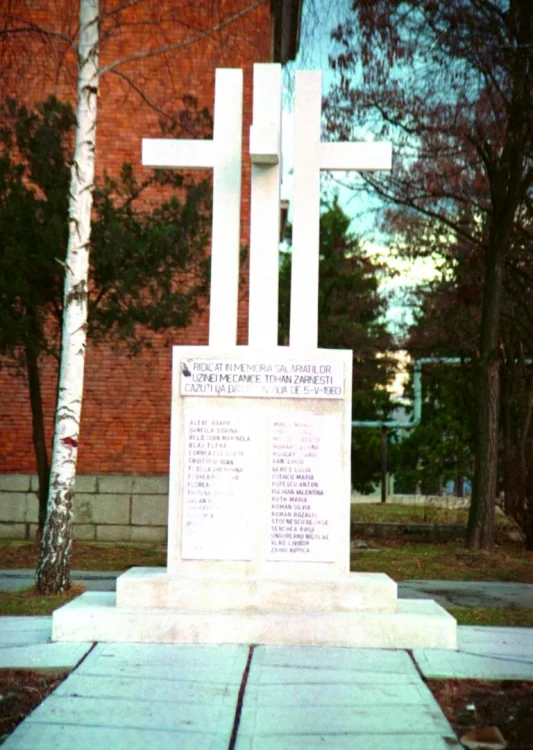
[53,591,456,649]
[53,347,456,650]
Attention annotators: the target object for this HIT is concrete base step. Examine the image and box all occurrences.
[52,592,457,649]
[116,567,398,612]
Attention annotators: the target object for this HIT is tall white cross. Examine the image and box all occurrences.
[248,63,282,348]
[142,66,392,352]
[142,69,243,348]
[290,71,392,349]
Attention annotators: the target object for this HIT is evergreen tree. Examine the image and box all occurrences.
[0,97,210,583]
[279,197,396,491]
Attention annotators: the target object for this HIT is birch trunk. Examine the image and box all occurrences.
[36,0,99,594]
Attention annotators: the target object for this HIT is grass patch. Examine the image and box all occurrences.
[351,542,533,582]
[0,509,530,592]
[351,502,513,528]
[1,539,531,584]
[0,584,86,616]
[352,502,468,524]
[447,606,533,627]
[0,542,166,571]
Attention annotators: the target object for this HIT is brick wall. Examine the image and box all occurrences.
[0,1,272,475]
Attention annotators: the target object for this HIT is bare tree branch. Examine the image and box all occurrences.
[0,25,76,49]
[102,0,145,20]
[99,0,267,74]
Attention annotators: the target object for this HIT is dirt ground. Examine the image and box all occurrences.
[0,669,68,743]
[429,679,533,749]
[0,541,165,571]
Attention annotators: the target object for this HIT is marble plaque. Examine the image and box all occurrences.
[180,358,343,399]
[268,415,338,562]
[182,411,255,560]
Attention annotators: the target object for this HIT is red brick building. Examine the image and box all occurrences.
[0,1,301,477]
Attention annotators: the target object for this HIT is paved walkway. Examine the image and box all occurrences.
[2,574,532,747]
[0,570,120,592]
[3,641,460,749]
[0,617,532,749]
[399,579,533,608]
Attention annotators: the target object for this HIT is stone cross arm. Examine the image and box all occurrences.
[290,71,392,350]
[319,141,392,171]
[141,68,243,350]
[142,139,215,170]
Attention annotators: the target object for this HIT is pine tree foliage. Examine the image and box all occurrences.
[0,96,211,573]
[279,197,397,491]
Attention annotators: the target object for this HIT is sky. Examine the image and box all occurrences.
[278,0,439,336]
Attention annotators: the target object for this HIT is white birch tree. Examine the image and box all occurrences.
[36,0,100,593]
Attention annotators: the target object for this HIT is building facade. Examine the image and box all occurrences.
[0,1,301,481]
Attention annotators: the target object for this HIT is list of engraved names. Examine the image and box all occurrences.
[182,412,254,560]
[269,416,337,562]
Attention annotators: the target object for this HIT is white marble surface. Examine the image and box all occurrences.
[143,69,243,348]
[290,71,391,348]
[116,568,397,612]
[248,63,282,347]
[168,346,353,580]
[53,592,456,649]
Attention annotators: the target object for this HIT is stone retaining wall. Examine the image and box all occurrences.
[0,475,475,545]
[0,474,168,544]
[351,521,466,543]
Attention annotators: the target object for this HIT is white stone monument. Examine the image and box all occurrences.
[53,65,456,649]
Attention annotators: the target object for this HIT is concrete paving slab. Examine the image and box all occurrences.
[235,734,461,749]
[238,645,458,748]
[459,625,533,661]
[246,666,417,685]
[244,681,431,707]
[80,641,250,668]
[53,673,237,704]
[0,615,51,630]
[0,642,93,669]
[414,648,533,680]
[0,569,119,592]
[247,646,420,686]
[0,575,36,593]
[0,631,52,647]
[238,703,453,735]
[413,625,533,680]
[75,642,249,684]
[73,659,245,684]
[400,580,533,609]
[24,694,235,734]
[253,645,415,672]
[0,616,52,647]
[3,724,230,750]
[78,643,248,679]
